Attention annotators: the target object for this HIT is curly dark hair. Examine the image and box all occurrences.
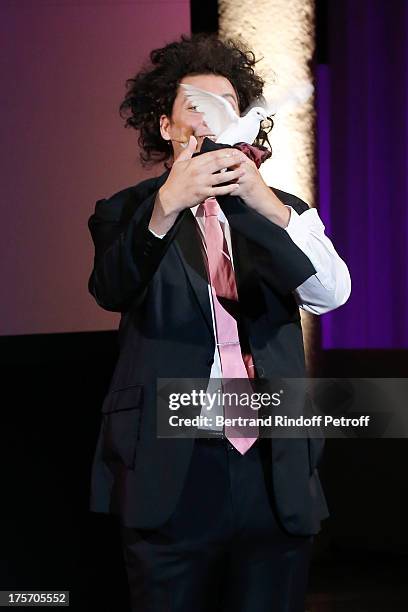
[119,33,274,168]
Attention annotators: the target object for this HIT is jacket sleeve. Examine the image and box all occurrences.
[88,182,184,312]
[197,136,317,296]
[218,190,317,296]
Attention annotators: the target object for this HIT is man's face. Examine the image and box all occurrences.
[159,73,240,159]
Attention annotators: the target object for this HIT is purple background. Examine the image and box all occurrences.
[0,0,190,336]
[317,0,408,348]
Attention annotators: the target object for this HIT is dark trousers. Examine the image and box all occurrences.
[120,437,313,612]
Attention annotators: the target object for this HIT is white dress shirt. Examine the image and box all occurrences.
[150,202,351,432]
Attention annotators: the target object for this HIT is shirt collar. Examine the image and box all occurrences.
[190,202,227,223]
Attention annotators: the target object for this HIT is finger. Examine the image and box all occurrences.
[199,148,240,169]
[200,147,237,160]
[210,167,245,186]
[209,183,240,197]
[219,159,246,173]
[176,135,197,161]
[208,154,244,174]
[233,151,250,164]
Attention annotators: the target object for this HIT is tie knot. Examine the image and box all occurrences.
[202,197,220,217]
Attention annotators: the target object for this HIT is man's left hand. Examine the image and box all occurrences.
[227,152,291,229]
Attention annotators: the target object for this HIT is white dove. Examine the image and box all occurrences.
[180,81,314,147]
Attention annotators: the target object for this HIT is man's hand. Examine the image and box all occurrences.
[160,135,245,212]
[149,135,244,235]
[227,150,291,228]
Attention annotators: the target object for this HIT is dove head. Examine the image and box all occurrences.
[249,106,268,121]
[159,73,240,159]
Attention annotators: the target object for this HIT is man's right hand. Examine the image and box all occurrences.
[148,135,244,236]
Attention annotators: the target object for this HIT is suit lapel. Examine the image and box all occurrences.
[173,211,213,336]
[145,169,213,335]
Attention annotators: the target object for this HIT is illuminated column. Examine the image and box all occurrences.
[219,0,317,372]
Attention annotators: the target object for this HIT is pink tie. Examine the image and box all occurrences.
[199,197,258,455]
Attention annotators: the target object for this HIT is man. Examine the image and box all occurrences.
[88,34,351,612]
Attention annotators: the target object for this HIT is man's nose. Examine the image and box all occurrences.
[198,114,209,129]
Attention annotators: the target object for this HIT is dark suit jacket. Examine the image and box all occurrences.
[88,160,330,536]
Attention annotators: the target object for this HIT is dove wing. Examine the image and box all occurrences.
[181,83,239,137]
[264,81,314,116]
[241,81,314,117]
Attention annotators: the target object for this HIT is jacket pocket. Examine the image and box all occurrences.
[101,384,143,469]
